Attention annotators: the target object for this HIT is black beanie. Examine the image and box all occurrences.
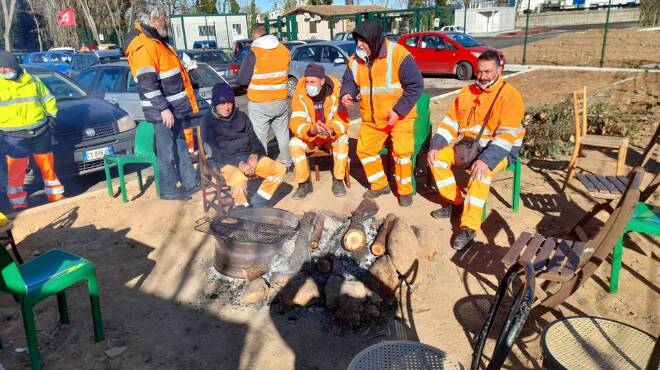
[212,83,235,106]
[0,51,19,71]
[304,63,325,79]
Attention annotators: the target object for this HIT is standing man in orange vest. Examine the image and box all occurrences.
[340,21,424,207]
[237,24,292,171]
[122,5,200,201]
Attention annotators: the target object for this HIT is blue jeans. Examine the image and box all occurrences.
[153,117,198,197]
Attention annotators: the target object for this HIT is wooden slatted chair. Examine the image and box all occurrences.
[562,87,629,190]
[501,167,642,308]
[306,147,351,188]
[196,127,233,215]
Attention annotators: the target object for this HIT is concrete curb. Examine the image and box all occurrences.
[506,64,660,73]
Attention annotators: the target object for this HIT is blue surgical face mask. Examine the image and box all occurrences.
[355,47,368,61]
[306,84,320,97]
[0,71,17,80]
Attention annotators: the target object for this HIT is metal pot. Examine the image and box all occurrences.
[212,207,298,279]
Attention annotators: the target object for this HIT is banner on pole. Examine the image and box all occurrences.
[57,8,76,27]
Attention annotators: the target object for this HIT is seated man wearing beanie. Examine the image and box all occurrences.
[289,63,350,199]
[200,83,286,207]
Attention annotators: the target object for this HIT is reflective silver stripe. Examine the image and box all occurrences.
[465,195,486,208]
[394,175,412,185]
[432,160,449,169]
[135,66,157,77]
[350,59,358,83]
[367,171,385,182]
[166,91,188,102]
[144,90,162,99]
[289,138,307,149]
[266,176,283,183]
[159,67,181,80]
[333,120,346,134]
[248,83,287,91]
[360,155,380,165]
[495,126,521,135]
[471,176,492,186]
[393,156,411,165]
[442,116,459,131]
[292,156,307,163]
[0,96,39,107]
[42,93,56,102]
[436,127,455,143]
[333,135,348,144]
[513,138,524,146]
[460,125,487,135]
[290,111,309,120]
[359,85,402,95]
[252,71,287,79]
[140,100,153,107]
[44,179,62,186]
[9,196,27,205]
[1,118,48,132]
[296,123,309,137]
[491,137,513,151]
[257,188,273,200]
[327,96,338,121]
[479,138,492,148]
[334,153,349,160]
[6,186,24,195]
[435,178,456,188]
[45,187,65,195]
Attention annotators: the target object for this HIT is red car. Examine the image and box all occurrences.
[398,32,504,80]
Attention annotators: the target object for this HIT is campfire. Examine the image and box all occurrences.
[196,198,421,333]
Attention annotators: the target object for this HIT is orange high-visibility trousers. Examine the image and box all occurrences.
[430,145,508,231]
[184,127,194,152]
[289,135,349,184]
[357,121,414,196]
[219,157,285,207]
[6,152,64,209]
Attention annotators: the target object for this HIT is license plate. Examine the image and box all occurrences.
[82,147,113,161]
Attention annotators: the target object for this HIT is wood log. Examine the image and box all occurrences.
[287,212,316,273]
[315,256,333,274]
[370,213,397,256]
[342,197,379,252]
[308,214,325,250]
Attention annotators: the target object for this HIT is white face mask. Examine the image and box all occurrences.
[475,74,498,90]
[355,47,368,61]
[0,71,17,80]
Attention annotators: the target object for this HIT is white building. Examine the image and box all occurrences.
[454,7,516,34]
[283,5,388,41]
[169,13,249,50]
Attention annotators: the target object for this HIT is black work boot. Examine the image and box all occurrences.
[363,187,391,199]
[292,179,313,200]
[452,227,477,251]
[431,203,463,219]
[332,178,347,197]
[398,194,413,207]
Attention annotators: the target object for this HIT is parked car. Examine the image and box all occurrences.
[332,32,354,41]
[384,33,400,42]
[232,39,252,57]
[68,50,124,79]
[287,41,356,97]
[49,47,76,54]
[12,52,28,64]
[398,32,503,80]
[177,49,238,88]
[73,62,224,128]
[23,51,73,74]
[22,65,136,180]
[193,40,218,49]
[440,25,465,33]
[282,41,306,50]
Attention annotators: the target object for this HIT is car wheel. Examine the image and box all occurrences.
[287,76,297,98]
[456,62,473,81]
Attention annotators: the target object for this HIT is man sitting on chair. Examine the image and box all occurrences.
[289,63,350,199]
[200,83,286,207]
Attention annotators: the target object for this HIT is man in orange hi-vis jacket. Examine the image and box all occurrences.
[122,4,200,201]
[428,50,525,251]
[289,63,349,200]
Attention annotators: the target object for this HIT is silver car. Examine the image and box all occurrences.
[287,41,356,97]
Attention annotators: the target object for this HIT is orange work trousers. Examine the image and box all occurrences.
[219,157,285,207]
[289,135,349,184]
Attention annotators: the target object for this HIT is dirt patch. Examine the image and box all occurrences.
[501,28,660,68]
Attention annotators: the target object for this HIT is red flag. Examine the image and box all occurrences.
[57,8,76,27]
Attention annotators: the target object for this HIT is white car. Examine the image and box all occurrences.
[440,26,465,33]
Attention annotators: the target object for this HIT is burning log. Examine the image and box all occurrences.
[342,198,379,253]
[287,212,316,273]
[370,213,397,256]
[308,214,325,250]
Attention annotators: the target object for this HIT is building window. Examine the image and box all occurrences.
[232,24,241,35]
[199,25,216,37]
[309,21,317,34]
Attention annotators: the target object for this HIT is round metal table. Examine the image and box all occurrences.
[348,340,464,370]
[541,316,656,370]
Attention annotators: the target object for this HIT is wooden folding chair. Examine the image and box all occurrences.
[502,167,642,308]
[307,147,351,188]
[196,127,233,215]
[562,87,629,190]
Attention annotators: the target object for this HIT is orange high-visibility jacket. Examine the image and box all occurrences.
[347,39,417,127]
[432,77,525,169]
[247,35,290,102]
[289,76,349,143]
[123,23,197,122]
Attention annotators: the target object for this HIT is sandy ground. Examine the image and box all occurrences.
[0,71,657,370]
[500,28,660,68]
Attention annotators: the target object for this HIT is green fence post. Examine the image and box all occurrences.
[415,10,420,32]
[277,17,282,39]
[330,15,334,39]
[599,0,613,68]
[462,5,467,34]
[522,0,531,65]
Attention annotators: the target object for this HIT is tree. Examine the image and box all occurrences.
[640,0,660,26]
[0,0,17,50]
[196,0,217,13]
[249,0,256,27]
[308,0,332,5]
[230,0,240,13]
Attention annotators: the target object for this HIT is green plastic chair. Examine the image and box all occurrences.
[0,248,105,370]
[103,121,160,203]
[610,202,659,294]
[482,156,523,221]
[379,93,431,195]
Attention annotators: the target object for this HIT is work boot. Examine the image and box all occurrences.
[286,166,295,175]
[292,179,313,200]
[332,178,346,197]
[452,227,477,251]
[398,194,413,207]
[363,186,391,199]
[431,203,463,219]
[250,193,270,208]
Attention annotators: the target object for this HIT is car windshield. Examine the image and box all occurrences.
[445,33,482,48]
[339,44,356,57]
[191,51,231,63]
[34,71,87,100]
[188,64,224,88]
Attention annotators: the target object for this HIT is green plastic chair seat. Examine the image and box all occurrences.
[19,250,95,303]
[104,152,156,165]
